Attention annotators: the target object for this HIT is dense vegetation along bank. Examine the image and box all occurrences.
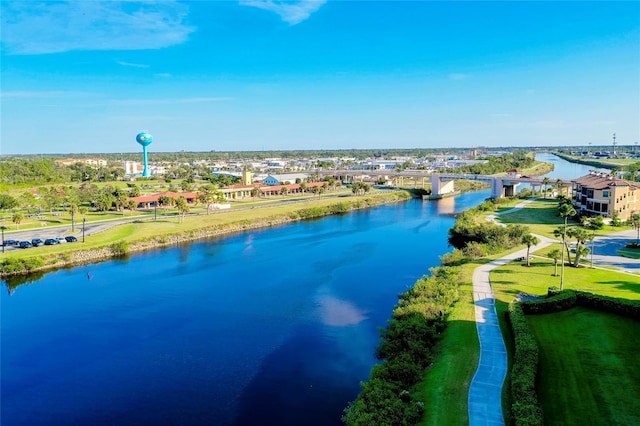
[343,198,532,425]
[1,191,410,279]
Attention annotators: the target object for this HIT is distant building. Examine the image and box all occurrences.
[572,172,640,220]
[262,173,309,186]
[56,158,107,168]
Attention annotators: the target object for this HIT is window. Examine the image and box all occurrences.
[603,191,609,197]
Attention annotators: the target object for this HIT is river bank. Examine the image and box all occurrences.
[1,191,411,280]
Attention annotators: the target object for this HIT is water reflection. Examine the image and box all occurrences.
[436,195,456,215]
[316,294,368,326]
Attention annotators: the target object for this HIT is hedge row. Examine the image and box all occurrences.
[509,289,639,426]
[520,290,577,315]
[574,291,640,319]
[342,266,462,426]
[0,257,45,275]
[507,302,544,426]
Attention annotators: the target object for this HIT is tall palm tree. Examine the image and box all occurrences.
[555,178,563,198]
[521,234,540,267]
[567,227,590,267]
[542,177,551,199]
[582,215,604,267]
[557,203,576,288]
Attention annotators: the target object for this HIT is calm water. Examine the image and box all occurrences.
[1,154,594,425]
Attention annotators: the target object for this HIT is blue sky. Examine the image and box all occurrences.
[1,1,639,154]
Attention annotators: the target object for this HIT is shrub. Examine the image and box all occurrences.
[521,290,577,314]
[0,257,45,275]
[575,291,640,319]
[110,241,129,256]
[508,302,544,426]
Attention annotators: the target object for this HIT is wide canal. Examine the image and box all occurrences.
[0,153,596,425]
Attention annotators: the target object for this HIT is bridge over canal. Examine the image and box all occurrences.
[316,170,574,199]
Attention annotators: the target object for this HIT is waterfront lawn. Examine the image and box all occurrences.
[527,307,640,426]
[417,259,480,426]
[490,258,640,301]
[2,192,407,262]
[496,199,565,238]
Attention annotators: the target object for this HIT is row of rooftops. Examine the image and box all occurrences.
[574,171,640,190]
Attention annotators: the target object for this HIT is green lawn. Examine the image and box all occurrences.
[619,247,640,259]
[497,199,566,238]
[418,260,480,425]
[2,192,406,262]
[496,198,631,239]
[490,256,640,424]
[527,307,640,426]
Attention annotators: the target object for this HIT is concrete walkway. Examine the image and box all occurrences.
[469,198,636,424]
[467,238,553,426]
[469,200,553,425]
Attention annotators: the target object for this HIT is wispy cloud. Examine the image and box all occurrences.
[1,1,195,55]
[239,0,326,25]
[117,61,150,69]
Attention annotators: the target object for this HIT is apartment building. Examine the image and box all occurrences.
[572,172,640,221]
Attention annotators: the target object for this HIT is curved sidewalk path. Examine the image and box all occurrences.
[469,200,554,425]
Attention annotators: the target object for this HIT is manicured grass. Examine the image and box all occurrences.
[491,257,640,301]
[2,192,407,262]
[619,247,640,259]
[497,199,566,238]
[496,198,631,239]
[490,255,640,424]
[527,307,640,426]
[418,260,480,425]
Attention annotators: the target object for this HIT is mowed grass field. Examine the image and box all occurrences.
[528,307,640,426]
[491,256,640,424]
[496,198,630,239]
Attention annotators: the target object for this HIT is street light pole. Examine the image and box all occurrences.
[1,226,6,253]
[82,218,86,243]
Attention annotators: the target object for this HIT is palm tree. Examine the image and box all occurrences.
[158,195,173,216]
[175,196,189,223]
[521,233,539,267]
[12,212,24,230]
[566,227,590,267]
[557,203,577,289]
[555,178,563,198]
[548,248,562,276]
[582,215,604,267]
[542,177,551,199]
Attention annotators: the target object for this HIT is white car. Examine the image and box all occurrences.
[55,237,67,244]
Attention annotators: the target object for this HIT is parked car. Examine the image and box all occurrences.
[65,236,78,243]
[44,238,59,245]
[32,238,44,247]
[19,241,33,249]
[3,239,19,246]
[55,237,67,244]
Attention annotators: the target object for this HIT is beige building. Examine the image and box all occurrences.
[572,172,640,221]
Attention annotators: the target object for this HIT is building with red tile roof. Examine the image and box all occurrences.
[573,172,640,220]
